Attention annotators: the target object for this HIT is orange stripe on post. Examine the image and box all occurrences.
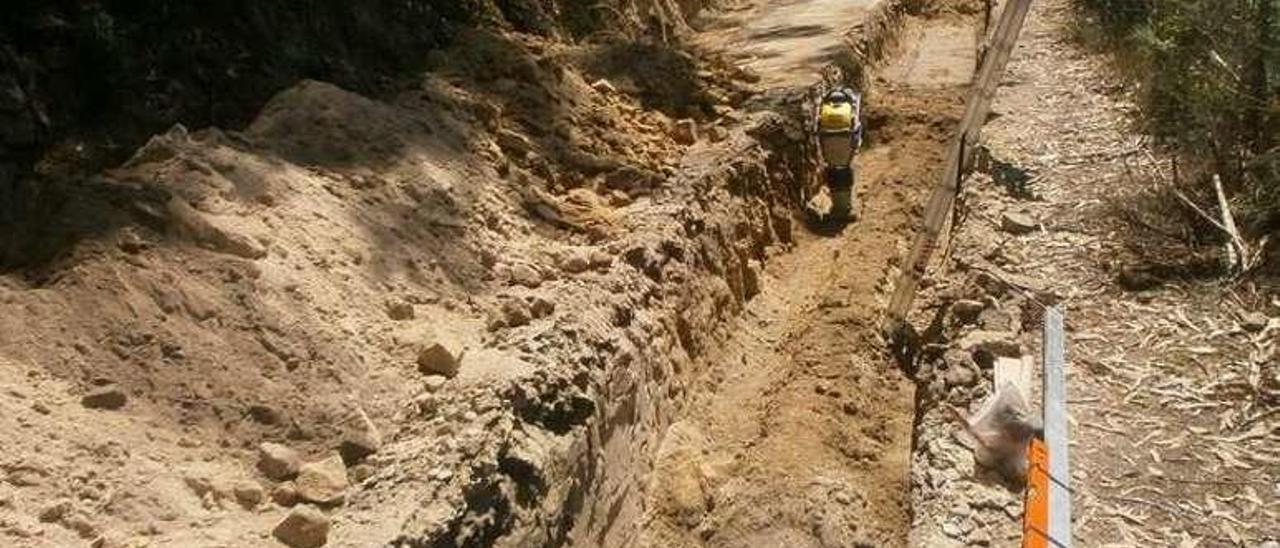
[1023,438,1050,548]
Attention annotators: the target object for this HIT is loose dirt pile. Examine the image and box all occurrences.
[0,12,804,546]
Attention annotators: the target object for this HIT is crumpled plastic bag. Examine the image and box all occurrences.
[962,380,1042,478]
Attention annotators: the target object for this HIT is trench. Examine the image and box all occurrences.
[342,1,993,545]
[626,3,984,547]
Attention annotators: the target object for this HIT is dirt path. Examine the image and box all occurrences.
[640,3,981,546]
[697,0,881,87]
[968,1,1280,543]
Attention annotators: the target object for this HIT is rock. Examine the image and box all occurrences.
[64,512,98,539]
[166,197,268,260]
[38,499,72,523]
[590,79,617,94]
[417,337,463,378]
[978,306,1014,332]
[969,528,992,546]
[507,263,542,288]
[712,104,738,120]
[423,376,448,392]
[743,260,762,298]
[248,404,285,425]
[559,252,590,274]
[500,299,532,328]
[607,190,632,207]
[957,331,1022,359]
[941,517,973,539]
[495,128,533,156]
[603,165,664,194]
[944,366,977,388]
[941,350,974,376]
[90,532,130,548]
[673,119,698,145]
[338,411,382,465]
[1117,267,1160,291]
[117,228,146,254]
[1000,211,1039,234]
[81,385,127,410]
[272,505,330,548]
[949,300,984,325]
[386,301,414,321]
[338,432,379,466]
[706,125,728,143]
[1241,311,1269,333]
[182,472,228,506]
[233,481,265,509]
[258,442,303,480]
[588,249,613,269]
[271,482,301,507]
[294,454,349,505]
[529,296,555,319]
[349,464,376,483]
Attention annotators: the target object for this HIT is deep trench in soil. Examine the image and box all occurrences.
[634,6,980,547]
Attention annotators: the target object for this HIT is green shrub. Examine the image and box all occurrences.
[1075,0,1280,258]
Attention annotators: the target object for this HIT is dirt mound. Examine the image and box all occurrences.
[0,4,810,545]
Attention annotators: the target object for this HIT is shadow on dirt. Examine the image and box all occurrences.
[577,41,715,119]
[746,23,832,40]
[0,177,138,279]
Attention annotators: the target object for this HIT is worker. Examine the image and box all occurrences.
[816,87,863,223]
